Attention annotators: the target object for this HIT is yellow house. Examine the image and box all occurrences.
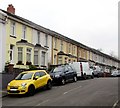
[52,36,77,65]
[5,15,34,69]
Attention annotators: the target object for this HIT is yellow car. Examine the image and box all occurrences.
[7,70,52,96]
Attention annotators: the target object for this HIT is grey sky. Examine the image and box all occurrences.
[0,0,118,56]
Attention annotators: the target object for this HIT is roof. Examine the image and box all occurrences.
[1,9,120,63]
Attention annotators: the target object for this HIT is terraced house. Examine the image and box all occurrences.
[1,4,52,71]
[0,4,120,73]
[0,10,7,73]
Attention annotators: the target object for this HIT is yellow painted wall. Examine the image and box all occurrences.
[6,19,34,68]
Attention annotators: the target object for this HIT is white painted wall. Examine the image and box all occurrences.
[0,11,7,73]
[32,29,52,67]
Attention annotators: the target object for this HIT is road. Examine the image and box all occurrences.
[2,77,119,107]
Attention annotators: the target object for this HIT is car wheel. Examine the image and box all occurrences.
[46,80,52,90]
[61,78,65,85]
[97,73,99,78]
[83,74,87,80]
[91,74,94,79]
[73,76,77,82]
[27,85,35,96]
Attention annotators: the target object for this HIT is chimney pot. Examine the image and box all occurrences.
[7,4,15,14]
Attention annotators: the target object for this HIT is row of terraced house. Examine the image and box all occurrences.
[0,4,120,74]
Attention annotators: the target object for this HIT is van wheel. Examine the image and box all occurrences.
[61,78,65,85]
[83,74,87,80]
[46,80,52,90]
[73,76,77,82]
[27,85,35,96]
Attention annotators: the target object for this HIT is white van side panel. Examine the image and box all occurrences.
[82,62,92,76]
[69,62,82,77]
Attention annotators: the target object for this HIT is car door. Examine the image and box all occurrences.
[33,72,41,88]
[39,71,47,87]
[64,66,70,81]
[67,65,74,79]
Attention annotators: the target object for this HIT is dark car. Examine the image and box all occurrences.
[49,65,77,85]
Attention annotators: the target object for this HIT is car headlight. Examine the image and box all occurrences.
[55,74,60,77]
[8,83,10,86]
[21,83,27,88]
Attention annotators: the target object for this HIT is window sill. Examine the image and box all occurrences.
[54,48,58,51]
[10,35,16,38]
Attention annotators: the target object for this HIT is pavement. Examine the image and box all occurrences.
[0,89,8,98]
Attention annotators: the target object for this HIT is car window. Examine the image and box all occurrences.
[39,71,46,77]
[64,66,69,72]
[15,72,33,80]
[67,65,73,71]
[34,72,40,78]
[53,66,64,73]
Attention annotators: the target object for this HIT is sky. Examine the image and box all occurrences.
[0,0,119,56]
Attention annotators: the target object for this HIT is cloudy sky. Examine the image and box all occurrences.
[0,0,119,56]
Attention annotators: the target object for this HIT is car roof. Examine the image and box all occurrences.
[21,70,46,73]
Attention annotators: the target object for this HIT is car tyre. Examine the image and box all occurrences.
[27,85,35,96]
[83,74,87,80]
[46,80,52,90]
[73,76,77,82]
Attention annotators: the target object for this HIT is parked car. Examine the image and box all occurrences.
[92,66,104,77]
[111,70,120,77]
[7,70,52,96]
[69,62,94,79]
[49,65,77,85]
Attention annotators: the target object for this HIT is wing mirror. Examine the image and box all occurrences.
[34,76,39,80]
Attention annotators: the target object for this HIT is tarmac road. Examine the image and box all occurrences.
[2,77,119,107]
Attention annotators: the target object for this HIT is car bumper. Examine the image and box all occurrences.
[7,86,28,95]
[52,77,63,84]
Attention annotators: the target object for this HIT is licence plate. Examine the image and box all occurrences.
[10,89,17,91]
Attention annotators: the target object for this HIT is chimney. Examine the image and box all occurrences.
[7,4,15,14]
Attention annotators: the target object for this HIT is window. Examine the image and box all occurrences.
[54,55,57,65]
[26,48,31,62]
[54,38,57,49]
[34,72,40,78]
[58,56,62,64]
[45,34,48,46]
[41,51,46,66]
[60,40,63,51]
[22,25,26,40]
[39,72,46,77]
[10,45,14,63]
[37,32,40,44]
[18,47,23,62]
[69,44,71,53]
[34,50,38,65]
[10,21,15,36]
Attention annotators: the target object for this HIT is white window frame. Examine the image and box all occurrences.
[18,47,23,62]
[26,48,31,62]
[37,32,40,44]
[34,50,39,65]
[10,21,16,36]
[10,45,14,63]
[45,34,48,46]
[22,25,26,40]
[41,51,46,66]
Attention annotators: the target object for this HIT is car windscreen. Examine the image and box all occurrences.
[15,72,33,80]
[52,66,64,73]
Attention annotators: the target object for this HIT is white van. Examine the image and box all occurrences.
[69,62,94,79]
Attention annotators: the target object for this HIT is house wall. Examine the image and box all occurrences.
[0,11,7,73]
[6,18,34,69]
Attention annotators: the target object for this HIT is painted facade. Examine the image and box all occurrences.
[0,5,120,73]
[0,10,7,73]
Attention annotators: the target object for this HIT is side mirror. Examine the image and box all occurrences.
[34,76,39,80]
